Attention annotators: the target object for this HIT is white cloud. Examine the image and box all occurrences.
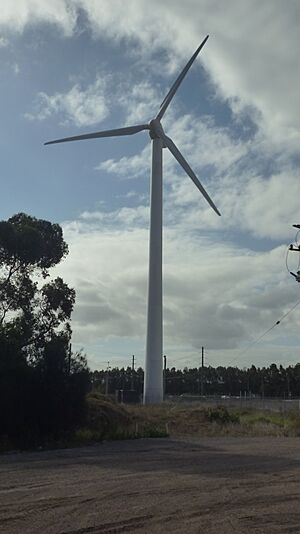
[179,163,300,241]
[12,63,20,75]
[97,143,150,179]
[75,1,300,149]
[0,36,8,47]
[53,210,299,369]
[118,81,161,124]
[80,205,149,226]
[2,1,300,142]
[165,113,248,176]
[0,0,77,35]
[200,2,300,145]
[234,171,300,239]
[26,76,109,127]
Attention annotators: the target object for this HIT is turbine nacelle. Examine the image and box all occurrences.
[148,119,165,140]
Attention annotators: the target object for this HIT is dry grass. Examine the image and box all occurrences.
[125,402,237,437]
[73,393,169,445]
[4,395,298,452]
[125,401,300,438]
[81,395,300,442]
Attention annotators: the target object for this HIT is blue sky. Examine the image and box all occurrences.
[1,0,300,370]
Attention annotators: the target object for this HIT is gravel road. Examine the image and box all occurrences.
[1,437,300,533]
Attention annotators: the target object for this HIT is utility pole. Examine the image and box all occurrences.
[163,355,167,399]
[68,343,72,375]
[287,373,291,398]
[261,376,264,398]
[105,361,110,396]
[261,375,265,409]
[131,355,135,390]
[201,346,204,396]
[287,225,300,283]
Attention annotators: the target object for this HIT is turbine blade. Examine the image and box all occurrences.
[163,134,221,216]
[44,124,149,145]
[156,35,209,121]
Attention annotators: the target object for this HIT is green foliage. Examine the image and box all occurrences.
[72,425,168,446]
[0,332,90,450]
[0,213,74,358]
[206,405,239,424]
[134,425,169,438]
[238,411,284,427]
[0,213,68,272]
[284,411,300,436]
[0,213,90,450]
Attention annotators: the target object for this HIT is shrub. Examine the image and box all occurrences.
[205,405,239,424]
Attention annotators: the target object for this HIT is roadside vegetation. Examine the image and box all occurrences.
[46,395,300,450]
[125,400,300,438]
[1,391,300,453]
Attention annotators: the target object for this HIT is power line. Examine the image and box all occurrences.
[227,297,300,366]
[279,298,300,322]
[90,294,300,371]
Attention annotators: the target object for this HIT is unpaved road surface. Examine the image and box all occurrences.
[1,437,300,533]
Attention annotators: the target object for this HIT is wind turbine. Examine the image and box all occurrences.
[45,34,220,405]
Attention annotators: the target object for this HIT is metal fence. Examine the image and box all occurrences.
[166,395,300,412]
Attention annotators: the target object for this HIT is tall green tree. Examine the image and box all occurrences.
[0,213,74,358]
[0,213,90,448]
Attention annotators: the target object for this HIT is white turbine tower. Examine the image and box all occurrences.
[45,34,220,405]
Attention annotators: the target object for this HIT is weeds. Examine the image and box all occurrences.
[205,405,239,424]
[1,396,300,453]
[127,402,300,438]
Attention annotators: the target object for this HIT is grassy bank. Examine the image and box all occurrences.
[72,394,300,446]
[126,401,300,438]
[2,394,300,452]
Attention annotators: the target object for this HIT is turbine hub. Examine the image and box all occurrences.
[149,119,165,141]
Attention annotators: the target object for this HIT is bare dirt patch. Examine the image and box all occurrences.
[1,436,300,533]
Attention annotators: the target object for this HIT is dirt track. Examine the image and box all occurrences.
[0,437,300,533]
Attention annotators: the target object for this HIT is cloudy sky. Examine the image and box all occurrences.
[1,0,300,370]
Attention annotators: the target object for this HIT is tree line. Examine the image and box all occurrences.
[91,362,300,398]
